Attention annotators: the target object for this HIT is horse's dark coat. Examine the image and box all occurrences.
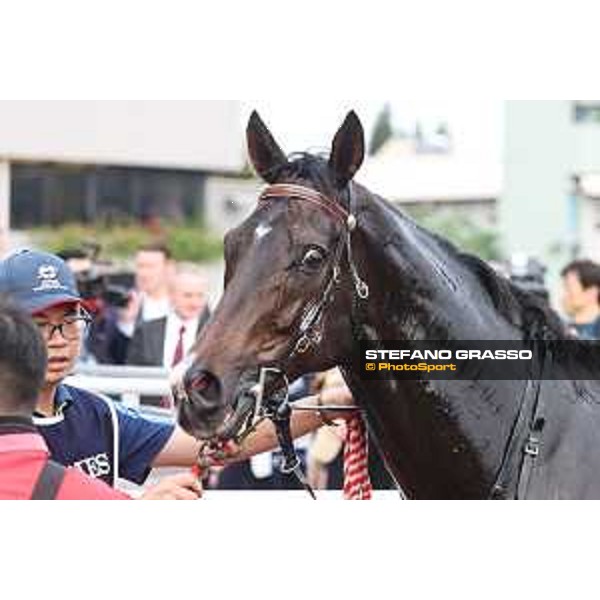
[180,111,600,499]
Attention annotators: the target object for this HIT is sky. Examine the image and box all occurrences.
[242,100,505,160]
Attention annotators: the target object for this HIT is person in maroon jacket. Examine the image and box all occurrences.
[0,299,201,500]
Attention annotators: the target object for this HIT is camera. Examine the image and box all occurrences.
[77,271,133,309]
[58,244,135,310]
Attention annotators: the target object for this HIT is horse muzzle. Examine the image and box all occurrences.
[175,362,261,442]
[176,365,229,440]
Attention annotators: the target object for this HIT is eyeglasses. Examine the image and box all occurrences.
[34,309,92,341]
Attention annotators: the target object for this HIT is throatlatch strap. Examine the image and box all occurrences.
[31,460,66,500]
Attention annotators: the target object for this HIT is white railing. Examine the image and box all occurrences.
[66,364,172,409]
[67,363,403,500]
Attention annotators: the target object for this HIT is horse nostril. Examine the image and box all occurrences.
[183,367,221,407]
[189,371,212,393]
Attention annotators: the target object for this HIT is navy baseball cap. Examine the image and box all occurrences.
[0,249,81,314]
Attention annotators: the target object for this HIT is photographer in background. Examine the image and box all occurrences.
[120,243,174,333]
[88,243,175,364]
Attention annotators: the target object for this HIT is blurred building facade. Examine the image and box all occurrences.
[502,101,600,282]
[357,137,500,231]
[0,101,244,253]
[4,100,600,285]
[205,133,501,237]
[204,176,263,235]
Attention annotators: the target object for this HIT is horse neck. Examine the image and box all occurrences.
[353,189,519,341]
[342,189,524,498]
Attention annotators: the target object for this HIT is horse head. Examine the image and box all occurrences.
[177,110,367,441]
[173,110,600,500]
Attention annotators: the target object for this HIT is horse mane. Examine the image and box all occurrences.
[457,252,570,341]
[388,205,600,377]
[373,192,573,343]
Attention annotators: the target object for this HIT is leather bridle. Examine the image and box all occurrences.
[190,182,370,497]
[258,183,369,359]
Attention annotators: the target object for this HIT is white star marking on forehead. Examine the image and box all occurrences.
[255,223,272,241]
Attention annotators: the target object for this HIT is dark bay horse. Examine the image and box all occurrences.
[178,110,600,499]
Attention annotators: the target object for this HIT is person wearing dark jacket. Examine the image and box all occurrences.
[126,263,211,408]
[127,262,211,368]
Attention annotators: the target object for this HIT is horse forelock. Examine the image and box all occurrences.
[268,152,343,204]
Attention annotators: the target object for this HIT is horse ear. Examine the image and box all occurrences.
[246,110,287,183]
[329,111,365,188]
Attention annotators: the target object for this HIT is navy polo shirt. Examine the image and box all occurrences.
[34,384,175,486]
[573,317,600,340]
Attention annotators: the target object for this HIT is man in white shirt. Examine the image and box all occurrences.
[126,262,210,372]
[118,243,175,338]
[161,264,211,368]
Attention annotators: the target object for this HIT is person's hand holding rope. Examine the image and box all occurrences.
[140,472,203,500]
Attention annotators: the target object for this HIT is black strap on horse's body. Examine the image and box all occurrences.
[31,460,67,500]
[265,387,317,500]
[489,350,547,500]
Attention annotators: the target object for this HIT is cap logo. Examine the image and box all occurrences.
[33,264,67,293]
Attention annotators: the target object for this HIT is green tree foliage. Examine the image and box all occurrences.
[368,104,394,156]
[30,222,223,264]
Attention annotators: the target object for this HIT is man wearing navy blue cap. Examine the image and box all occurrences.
[0,249,202,495]
[0,250,82,313]
[0,249,353,492]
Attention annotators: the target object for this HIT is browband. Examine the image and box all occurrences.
[259,183,350,226]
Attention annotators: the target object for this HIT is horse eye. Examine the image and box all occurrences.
[301,247,326,271]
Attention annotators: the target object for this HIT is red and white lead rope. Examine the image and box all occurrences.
[343,414,373,500]
[192,416,373,500]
